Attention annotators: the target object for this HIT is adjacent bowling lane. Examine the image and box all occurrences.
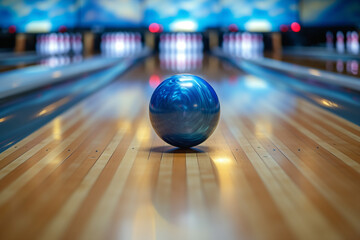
[0,52,41,73]
[0,54,359,240]
[271,54,360,77]
[0,55,85,73]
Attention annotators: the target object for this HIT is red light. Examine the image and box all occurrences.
[291,22,301,32]
[149,74,161,88]
[59,25,67,33]
[229,75,237,84]
[228,24,238,32]
[280,24,289,32]
[8,25,16,34]
[149,23,161,33]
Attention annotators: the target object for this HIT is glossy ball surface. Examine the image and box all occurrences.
[149,74,220,148]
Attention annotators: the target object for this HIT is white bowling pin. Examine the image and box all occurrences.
[346,31,352,52]
[351,31,359,54]
[336,31,345,53]
[326,31,333,50]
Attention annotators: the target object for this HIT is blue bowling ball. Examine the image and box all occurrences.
[149,74,220,148]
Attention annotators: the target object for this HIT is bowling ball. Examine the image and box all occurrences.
[149,74,220,148]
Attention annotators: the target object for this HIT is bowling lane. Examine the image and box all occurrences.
[0,54,85,73]
[0,54,360,240]
[270,54,360,77]
[0,62,39,73]
[0,52,43,73]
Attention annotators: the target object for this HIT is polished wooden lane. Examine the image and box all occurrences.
[0,56,359,240]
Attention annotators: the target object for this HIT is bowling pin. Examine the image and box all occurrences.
[242,32,251,58]
[163,34,169,52]
[100,34,105,54]
[44,34,49,55]
[326,31,333,50]
[130,33,136,54]
[105,33,110,55]
[228,33,235,55]
[186,33,192,53]
[198,34,203,52]
[159,34,164,52]
[346,31,352,53]
[58,33,65,54]
[234,33,241,56]
[125,32,130,56]
[176,33,185,52]
[64,33,70,54]
[171,34,176,53]
[351,31,359,54]
[72,33,82,54]
[336,31,345,53]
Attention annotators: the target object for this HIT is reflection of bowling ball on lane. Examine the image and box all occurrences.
[149,74,220,148]
[149,149,226,239]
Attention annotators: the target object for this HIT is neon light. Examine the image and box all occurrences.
[149,23,161,33]
[291,22,301,32]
